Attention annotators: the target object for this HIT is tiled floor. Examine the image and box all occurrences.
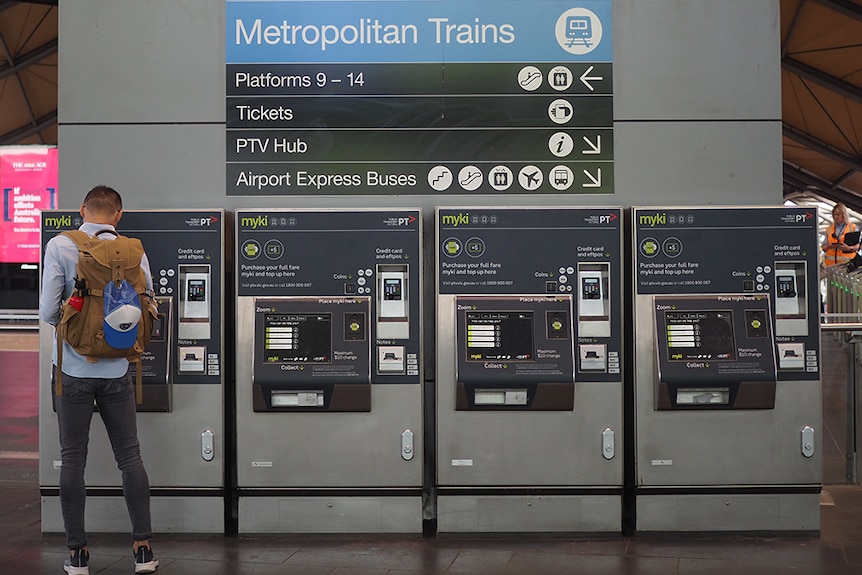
[4,331,862,574]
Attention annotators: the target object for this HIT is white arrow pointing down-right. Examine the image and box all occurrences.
[582,134,601,154]
[582,168,602,187]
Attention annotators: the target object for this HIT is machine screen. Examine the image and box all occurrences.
[465,311,534,361]
[187,279,206,301]
[384,278,402,301]
[582,277,600,299]
[776,275,796,297]
[664,310,736,361]
[263,313,332,363]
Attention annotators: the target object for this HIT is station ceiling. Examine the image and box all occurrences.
[1,0,861,215]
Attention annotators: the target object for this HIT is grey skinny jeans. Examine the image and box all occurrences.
[54,369,152,549]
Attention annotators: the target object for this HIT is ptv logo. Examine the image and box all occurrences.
[584,212,619,225]
[384,215,418,227]
[186,215,220,227]
[782,212,815,224]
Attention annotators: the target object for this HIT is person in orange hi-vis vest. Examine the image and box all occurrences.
[822,203,861,267]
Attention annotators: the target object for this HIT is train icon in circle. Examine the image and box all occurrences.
[556,8,602,55]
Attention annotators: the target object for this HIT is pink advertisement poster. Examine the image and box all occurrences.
[0,147,58,263]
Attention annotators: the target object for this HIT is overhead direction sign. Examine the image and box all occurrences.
[226,0,613,196]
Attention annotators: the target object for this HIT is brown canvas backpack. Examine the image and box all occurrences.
[55,229,157,403]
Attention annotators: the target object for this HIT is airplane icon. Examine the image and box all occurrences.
[519,166,543,190]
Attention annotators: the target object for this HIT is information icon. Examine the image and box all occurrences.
[549,132,575,157]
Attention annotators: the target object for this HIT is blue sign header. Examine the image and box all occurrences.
[226,1,612,63]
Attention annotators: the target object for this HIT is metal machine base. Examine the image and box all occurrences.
[437,494,621,533]
[239,495,423,533]
[636,491,820,533]
[41,495,224,534]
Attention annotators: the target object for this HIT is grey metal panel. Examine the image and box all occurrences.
[39,372,224,488]
[38,322,55,485]
[636,493,820,532]
[614,122,783,206]
[239,497,422,533]
[58,0,224,123]
[42,496,224,534]
[56,125,226,210]
[633,294,822,487]
[436,294,623,488]
[235,297,423,488]
[437,495,621,533]
[614,0,781,120]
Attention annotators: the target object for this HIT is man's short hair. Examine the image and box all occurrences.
[83,185,123,215]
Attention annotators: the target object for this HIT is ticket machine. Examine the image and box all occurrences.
[235,209,423,533]
[39,210,225,533]
[436,207,623,533]
[632,206,821,532]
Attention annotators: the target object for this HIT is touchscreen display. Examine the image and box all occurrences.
[465,311,534,361]
[263,313,331,363]
[665,310,735,361]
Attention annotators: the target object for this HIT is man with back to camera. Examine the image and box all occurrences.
[39,186,159,574]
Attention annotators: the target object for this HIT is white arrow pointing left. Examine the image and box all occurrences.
[582,168,602,187]
[579,65,603,92]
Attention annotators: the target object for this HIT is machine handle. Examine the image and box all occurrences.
[201,429,215,461]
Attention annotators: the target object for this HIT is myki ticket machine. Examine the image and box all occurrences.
[436,207,623,533]
[39,210,225,533]
[235,209,422,533]
[633,206,821,532]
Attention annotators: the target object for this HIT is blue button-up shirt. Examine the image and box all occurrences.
[39,222,154,378]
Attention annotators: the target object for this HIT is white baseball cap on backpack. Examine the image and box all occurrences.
[103,280,142,349]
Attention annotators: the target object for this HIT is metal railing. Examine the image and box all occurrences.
[822,265,862,483]
[0,310,38,330]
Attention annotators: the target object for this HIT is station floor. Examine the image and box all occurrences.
[3,331,862,574]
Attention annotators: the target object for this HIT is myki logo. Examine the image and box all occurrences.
[441,212,470,227]
[639,212,667,227]
[44,214,72,229]
[185,215,219,227]
[241,215,267,229]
